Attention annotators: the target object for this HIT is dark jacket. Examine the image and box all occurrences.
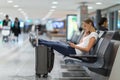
[99,26,108,31]
[12,21,21,36]
[2,19,11,26]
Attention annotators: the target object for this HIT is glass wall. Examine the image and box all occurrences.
[118,10,120,30]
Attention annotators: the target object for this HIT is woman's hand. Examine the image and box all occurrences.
[69,42,76,48]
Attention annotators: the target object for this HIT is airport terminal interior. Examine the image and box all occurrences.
[0,0,120,80]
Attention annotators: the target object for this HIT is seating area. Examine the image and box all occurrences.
[60,30,120,80]
[29,29,120,80]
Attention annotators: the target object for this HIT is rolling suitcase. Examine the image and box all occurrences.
[35,45,54,78]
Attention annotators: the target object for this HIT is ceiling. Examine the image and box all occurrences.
[0,0,120,21]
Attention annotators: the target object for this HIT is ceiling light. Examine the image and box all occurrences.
[52,1,58,4]
[96,2,102,5]
[88,7,93,9]
[23,13,27,16]
[20,11,25,14]
[14,5,19,8]
[51,6,56,8]
[7,0,13,3]
[18,8,22,11]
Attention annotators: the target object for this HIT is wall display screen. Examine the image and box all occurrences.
[66,14,78,41]
[52,21,64,29]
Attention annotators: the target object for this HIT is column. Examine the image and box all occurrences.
[78,4,88,26]
[113,11,118,30]
[96,9,101,30]
[108,12,113,30]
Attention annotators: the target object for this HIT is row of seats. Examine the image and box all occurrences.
[64,30,120,76]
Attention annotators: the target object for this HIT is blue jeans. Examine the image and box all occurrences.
[38,39,76,56]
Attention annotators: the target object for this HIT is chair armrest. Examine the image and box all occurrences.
[67,55,97,63]
[69,55,97,58]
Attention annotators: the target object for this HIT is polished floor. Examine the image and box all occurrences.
[0,33,63,80]
[0,33,108,80]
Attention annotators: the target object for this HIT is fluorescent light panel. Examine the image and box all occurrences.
[51,6,56,8]
[18,8,22,11]
[14,5,19,8]
[96,2,102,5]
[88,6,93,9]
[7,0,13,3]
[52,1,58,4]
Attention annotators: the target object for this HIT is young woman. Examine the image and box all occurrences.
[37,18,98,56]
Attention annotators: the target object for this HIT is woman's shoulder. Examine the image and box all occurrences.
[90,32,98,35]
[90,32,98,39]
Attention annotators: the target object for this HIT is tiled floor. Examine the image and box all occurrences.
[0,33,109,80]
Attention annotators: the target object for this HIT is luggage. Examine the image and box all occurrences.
[35,45,54,78]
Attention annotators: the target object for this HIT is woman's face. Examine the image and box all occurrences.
[82,22,91,32]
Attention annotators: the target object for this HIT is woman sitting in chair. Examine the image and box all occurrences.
[36,18,98,56]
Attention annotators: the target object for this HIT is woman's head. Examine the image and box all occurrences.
[82,18,95,33]
[15,17,19,21]
[98,17,108,27]
[5,15,9,19]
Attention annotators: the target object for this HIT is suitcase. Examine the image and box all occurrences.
[35,45,54,78]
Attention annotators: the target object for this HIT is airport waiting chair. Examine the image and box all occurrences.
[68,30,84,44]
[68,37,113,75]
[102,31,120,40]
[111,31,120,40]
[59,30,82,45]
[97,30,106,38]
[74,30,84,44]
[70,31,81,44]
[87,40,120,76]
[63,37,113,76]
[105,40,120,76]
[67,31,120,76]
[108,45,120,80]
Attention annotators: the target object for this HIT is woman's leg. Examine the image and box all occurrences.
[38,39,76,56]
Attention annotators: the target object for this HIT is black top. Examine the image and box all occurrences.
[2,19,11,26]
[99,26,108,31]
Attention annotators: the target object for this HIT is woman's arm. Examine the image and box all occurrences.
[69,37,96,52]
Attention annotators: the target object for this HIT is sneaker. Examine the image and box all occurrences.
[63,56,82,64]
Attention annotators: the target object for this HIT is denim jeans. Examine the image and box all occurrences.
[38,39,76,56]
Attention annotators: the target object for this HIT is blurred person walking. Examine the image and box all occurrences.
[3,15,11,27]
[12,17,21,41]
[2,15,11,42]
